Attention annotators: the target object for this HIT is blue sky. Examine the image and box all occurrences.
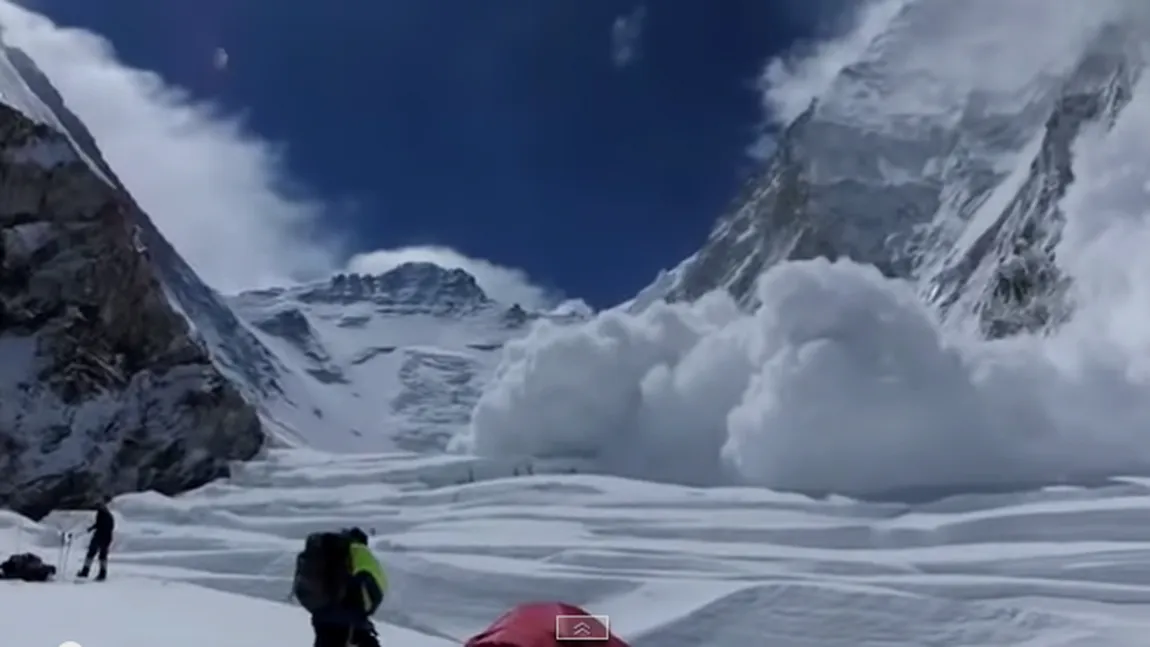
[25,0,846,308]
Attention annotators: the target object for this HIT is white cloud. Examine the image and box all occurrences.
[346,245,557,309]
[745,0,910,160]
[0,1,348,294]
[611,6,646,69]
[0,2,557,306]
[756,0,911,128]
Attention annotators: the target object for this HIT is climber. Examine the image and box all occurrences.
[77,502,114,581]
[293,527,388,647]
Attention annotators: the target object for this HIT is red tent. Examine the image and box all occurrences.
[464,602,630,647]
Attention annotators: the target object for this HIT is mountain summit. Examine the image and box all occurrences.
[263,262,492,313]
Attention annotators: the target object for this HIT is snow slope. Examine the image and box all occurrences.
[8,453,1150,646]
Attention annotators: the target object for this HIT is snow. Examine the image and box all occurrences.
[0,577,451,647]
[455,255,1150,497]
[1,220,54,262]
[227,279,543,453]
[0,38,70,133]
[623,259,694,313]
[5,453,1150,646]
[759,0,911,126]
[948,134,1046,257]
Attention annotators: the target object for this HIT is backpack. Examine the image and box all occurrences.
[292,532,351,612]
[0,553,56,582]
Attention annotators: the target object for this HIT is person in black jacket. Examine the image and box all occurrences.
[77,503,114,581]
[309,527,386,647]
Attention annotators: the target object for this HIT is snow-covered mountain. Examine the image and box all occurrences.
[649,1,1142,339]
[228,262,582,453]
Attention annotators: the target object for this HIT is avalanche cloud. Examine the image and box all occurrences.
[453,252,1150,498]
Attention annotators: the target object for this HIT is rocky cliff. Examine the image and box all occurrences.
[0,46,263,519]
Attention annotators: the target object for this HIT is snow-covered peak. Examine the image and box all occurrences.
[223,260,585,453]
[281,262,492,313]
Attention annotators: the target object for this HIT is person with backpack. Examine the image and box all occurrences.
[77,503,114,581]
[293,527,388,647]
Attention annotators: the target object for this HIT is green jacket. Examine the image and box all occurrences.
[348,541,388,615]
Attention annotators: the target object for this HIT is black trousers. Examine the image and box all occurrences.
[311,618,380,647]
[85,536,110,563]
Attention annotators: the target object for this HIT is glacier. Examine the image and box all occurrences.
[3,0,1150,646]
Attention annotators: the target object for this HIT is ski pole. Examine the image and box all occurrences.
[56,532,65,575]
[62,533,73,580]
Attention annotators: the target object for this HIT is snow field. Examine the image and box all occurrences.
[0,576,452,647]
[6,451,1150,646]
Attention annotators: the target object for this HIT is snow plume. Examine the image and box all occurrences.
[756,0,909,127]
[455,0,1150,498]
[346,245,557,310]
[758,0,1132,131]
[0,1,343,293]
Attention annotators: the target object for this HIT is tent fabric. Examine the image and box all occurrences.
[464,602,630,647]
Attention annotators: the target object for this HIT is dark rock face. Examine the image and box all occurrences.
[7,46,287,404]
[0,100,263,519]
